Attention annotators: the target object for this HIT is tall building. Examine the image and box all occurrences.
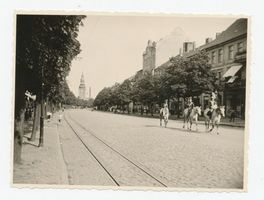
[143,40,156,74]
[78,73,86,100]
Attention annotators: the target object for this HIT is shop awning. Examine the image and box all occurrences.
[223,64,242,78]
[227,76,238,83]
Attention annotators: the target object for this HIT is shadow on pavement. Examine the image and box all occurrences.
[144,124,210,134]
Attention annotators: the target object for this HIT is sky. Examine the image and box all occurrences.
[67,15,237,98]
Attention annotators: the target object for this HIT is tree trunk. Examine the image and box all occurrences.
[14,62,26,164]
[14,109,25,164]
[30,102,41,141]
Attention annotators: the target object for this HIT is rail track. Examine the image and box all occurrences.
[63,114,168,187]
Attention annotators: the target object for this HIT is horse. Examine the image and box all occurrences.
[203,107,211,130]
[183,106,201,131]
[160,108,169,128]
[209,106,225,135]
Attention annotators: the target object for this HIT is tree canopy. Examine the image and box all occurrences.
[94,50,219,111]
[16,15,85,117]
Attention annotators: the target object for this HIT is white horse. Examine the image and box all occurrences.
[209,106,225,135]
[183,106,201,131]
[160,108,169,128]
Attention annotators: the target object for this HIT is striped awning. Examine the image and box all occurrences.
[223,64,242,78]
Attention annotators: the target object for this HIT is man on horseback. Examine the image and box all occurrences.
[207,90,218,119]
[186,97,194,118]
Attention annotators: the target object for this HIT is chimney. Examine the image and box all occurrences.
[183,42,195,53]
[183,42,188,53]
[205,37,213,44]
[216,32,221,38]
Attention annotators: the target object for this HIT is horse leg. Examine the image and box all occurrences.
[183,117,185,129]
[206,119,209,130]
[210,122,214,132]
[160,118,162,127]
[216,123,219,135]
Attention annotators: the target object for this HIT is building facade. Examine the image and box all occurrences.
[78,73,86,100]
[184,18,247,118]
[152,18,247,118]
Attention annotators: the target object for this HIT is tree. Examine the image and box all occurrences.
[117,79,133,112]
[131,72,158,115]
[165,51,218,99]
[14,15,85,163]
[184,51,218,96]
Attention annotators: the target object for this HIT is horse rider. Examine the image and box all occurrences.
[208,90,218,118]
[187,97,194,118]
[163,104,169,118]
[159,105,164,120]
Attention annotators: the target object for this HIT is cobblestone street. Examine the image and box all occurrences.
[56,109,245,188]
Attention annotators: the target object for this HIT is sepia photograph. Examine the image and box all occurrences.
[12,13,248,190]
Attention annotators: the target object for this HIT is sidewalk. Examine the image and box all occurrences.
[13,113,68,185]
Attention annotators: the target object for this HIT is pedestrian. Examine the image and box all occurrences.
[58,110,63,123]
[162,104,170,128]
[229,108,236,123]
[159,105,164,126]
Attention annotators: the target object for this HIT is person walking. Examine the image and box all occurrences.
[159,105,164,126]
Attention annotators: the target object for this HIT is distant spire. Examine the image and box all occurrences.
[80,72,85,84]
[78,72,86,99]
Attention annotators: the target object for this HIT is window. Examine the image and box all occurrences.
[237,42,243,52]
[212,51,216,63]
[228,45,234,60]
[218,49,223,63]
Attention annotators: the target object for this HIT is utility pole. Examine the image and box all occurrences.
[39,64,44,147]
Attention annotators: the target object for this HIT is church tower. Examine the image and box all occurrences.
[78,72,86,100]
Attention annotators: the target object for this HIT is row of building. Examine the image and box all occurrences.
[131,18,248,118]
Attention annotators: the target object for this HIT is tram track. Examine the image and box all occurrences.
[64,113,168,187]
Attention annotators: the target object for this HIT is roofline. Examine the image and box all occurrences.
[203,33,247,51]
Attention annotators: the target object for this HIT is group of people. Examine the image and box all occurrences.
[159,90,219,123]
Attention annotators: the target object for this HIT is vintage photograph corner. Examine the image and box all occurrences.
[12,13,248,190]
